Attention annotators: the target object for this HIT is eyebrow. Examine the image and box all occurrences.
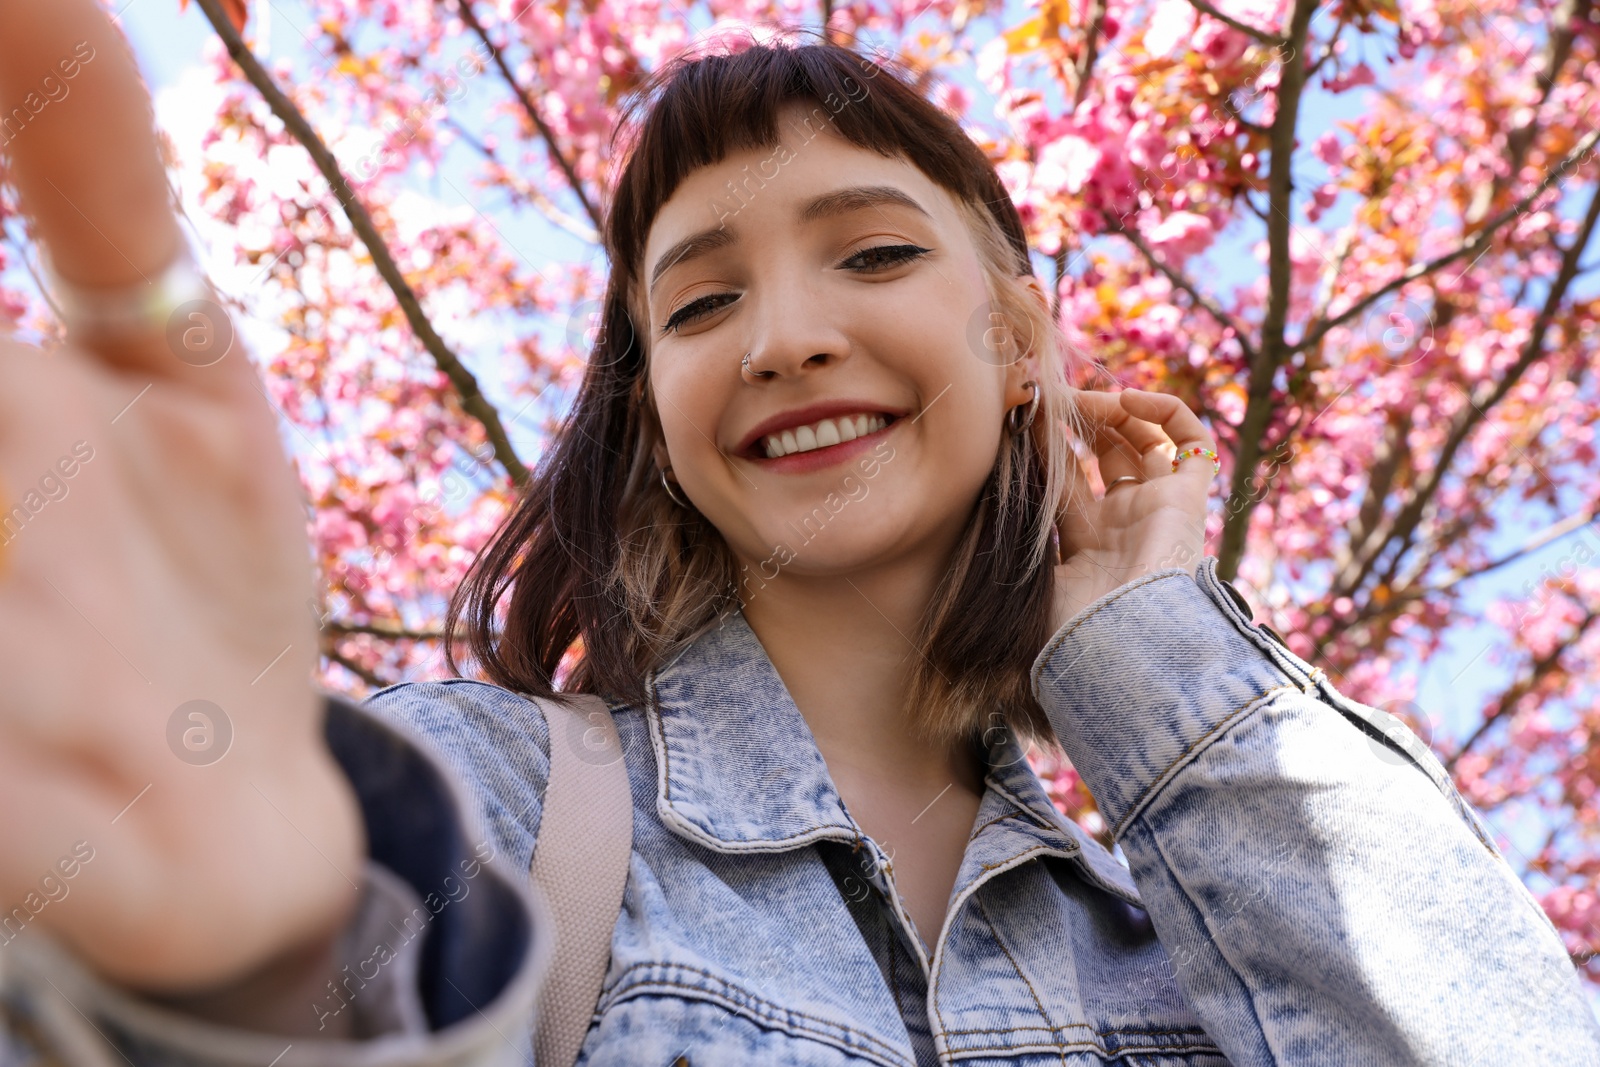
[647,184,933,297]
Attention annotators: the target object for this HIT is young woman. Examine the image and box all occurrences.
[1,3,1595,1064]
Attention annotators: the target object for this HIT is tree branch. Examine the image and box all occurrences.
[1215,0,1318,581]
[1304,16,1346,79]
[1316,297,1451,594]
[2,230,65,323]
[1332,179,1600,600]
[1073,0,1107,109]
[1464,0,1591,227]
[1298,125,1600,355]
[449,0,605,235]
[1217,90,1271,138]
[1307,214,1360,327]
[1332,410,1408,578]
[1445,606,1600,773]
[323,643,391,689]
[1100,210,1259,363]
[1403,503,1600,601]
[821,0,837,43]
[442,117,599,243]
[1184,0,1286,44]
[325,618,462,641]
[194,0,530,488]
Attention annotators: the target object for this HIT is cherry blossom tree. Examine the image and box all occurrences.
[2,0,1596,986]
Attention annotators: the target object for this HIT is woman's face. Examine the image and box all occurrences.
[642,100,1040,593]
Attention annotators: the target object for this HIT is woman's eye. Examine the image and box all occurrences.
[659,245,930,334]
[843,243,932,271]
[662,292,738,334]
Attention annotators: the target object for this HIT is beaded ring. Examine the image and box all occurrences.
[1171,446,1220,475]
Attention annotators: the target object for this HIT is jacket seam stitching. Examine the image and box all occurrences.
[1201,560,1500,861]
[884,904,906,1024]
[931,844,1080,1045]
[944,1036,1225,1056]
[1144,822,1279,1061]
[1195,559,1318,689]
[1110,683,1298,840]
[968,808,1022,840]
[941,1023,1212,1039]
[600,981,910,1067]
[972,895,1072,1064]
[1030,570,1186,690]
[647,671,857,850]
[601,963,912,1065]
[647,671,673,802]
[987,779,1073,835]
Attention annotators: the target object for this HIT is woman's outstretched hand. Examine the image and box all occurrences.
[1048,388,1217,634]
[0,0,364,999]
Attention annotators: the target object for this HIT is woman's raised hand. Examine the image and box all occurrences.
[0,1,364,996]
[1048,388,1216,633]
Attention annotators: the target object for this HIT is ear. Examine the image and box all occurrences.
[1002,273,1051,408]
[1017,272,1051,318]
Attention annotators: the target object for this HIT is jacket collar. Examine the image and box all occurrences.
[646,610,858,852]
[643,609,1104,876]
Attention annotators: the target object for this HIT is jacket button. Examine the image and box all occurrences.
[1258,623,1292,651]
[1221,579,1293,651]
[1219,578,1255,619]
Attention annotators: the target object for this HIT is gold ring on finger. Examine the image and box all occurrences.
[1105,475,1142,491]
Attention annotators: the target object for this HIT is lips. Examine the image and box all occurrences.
[761,413,889,458]
[737,400,907,458]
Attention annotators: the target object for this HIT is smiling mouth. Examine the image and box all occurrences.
[758,413,893,459]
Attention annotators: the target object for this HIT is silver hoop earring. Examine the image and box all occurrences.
[659,468,690,508]
[1006,381,1039,435]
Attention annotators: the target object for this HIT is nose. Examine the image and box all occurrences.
[740,282,851,381]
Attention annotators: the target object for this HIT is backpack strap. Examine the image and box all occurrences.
[526,692,632,1067]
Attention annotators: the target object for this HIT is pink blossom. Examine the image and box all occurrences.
[1036,134,1102,195]
[1138,210,1216,262]
[1144,0,1196,59]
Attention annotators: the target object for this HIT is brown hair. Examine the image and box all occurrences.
[445,30,1084,749]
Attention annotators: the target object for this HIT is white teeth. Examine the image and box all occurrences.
[760,413,890,458]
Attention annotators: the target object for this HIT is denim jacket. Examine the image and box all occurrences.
[4,557,1597,1066]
